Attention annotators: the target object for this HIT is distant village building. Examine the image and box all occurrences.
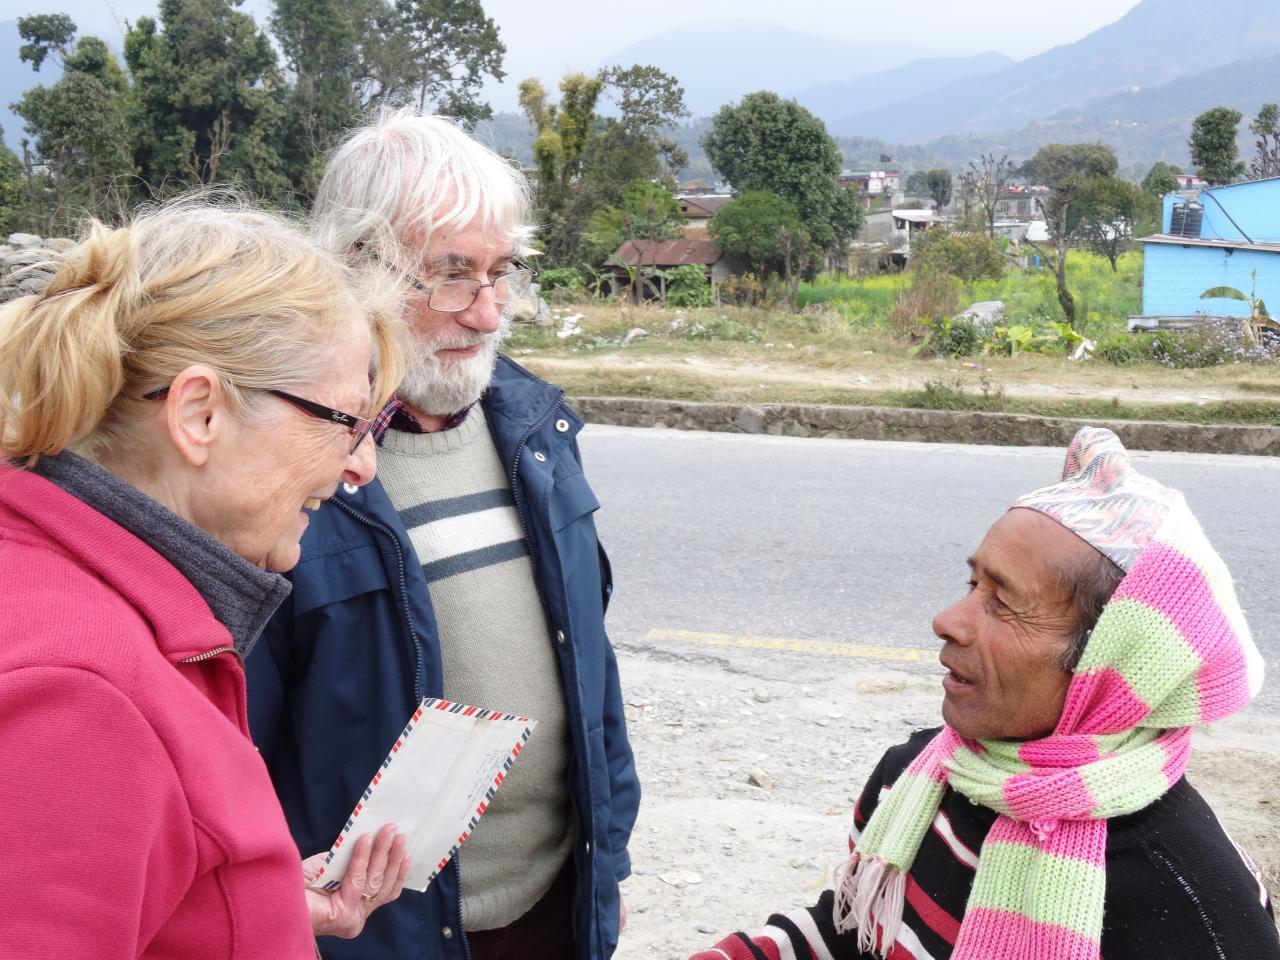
[858,208,944,269]
[676,194,734,238]
[1133,177,1280,330]
[605,238,729,300]
[1174,174,1210,190]
[992,186,1050,221]
[838,170,904,210]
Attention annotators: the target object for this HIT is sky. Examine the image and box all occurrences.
[14,0,1145,112]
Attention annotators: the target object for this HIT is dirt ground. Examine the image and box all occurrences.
[610,646,1280,959]
[520,351,1280,405]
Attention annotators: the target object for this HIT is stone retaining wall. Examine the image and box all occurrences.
[0,233,72,305]
[571,395,1280,457]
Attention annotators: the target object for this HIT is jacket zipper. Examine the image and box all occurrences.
[331,496,426,705]
[507,392,595,955]
[455,858,471,960]
[179,645,240,664]
[334,494,474,956]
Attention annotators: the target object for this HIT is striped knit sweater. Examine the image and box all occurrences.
[692,727,1279,960]
[375,407,574,931]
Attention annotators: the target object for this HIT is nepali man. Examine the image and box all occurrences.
[694,427,1280,960]
[247,108,639,960]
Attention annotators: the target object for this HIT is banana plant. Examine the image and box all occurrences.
[1200,270,1279,343]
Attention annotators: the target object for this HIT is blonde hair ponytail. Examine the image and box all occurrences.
[0,196,405,466]
[0,223,141,461]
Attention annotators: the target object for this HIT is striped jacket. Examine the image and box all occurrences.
[693,728,1279,960]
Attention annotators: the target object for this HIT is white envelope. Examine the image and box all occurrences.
[308,698,537,893]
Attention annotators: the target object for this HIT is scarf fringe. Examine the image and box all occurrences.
[833,854,906,959]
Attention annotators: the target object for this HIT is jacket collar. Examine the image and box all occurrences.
[483,354,564,435]
[19,452,289,660]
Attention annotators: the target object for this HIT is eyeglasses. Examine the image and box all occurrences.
[143,385,375,455]
[387,261,536,314]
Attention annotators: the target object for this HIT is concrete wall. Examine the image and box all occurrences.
[1142,242,1280,317]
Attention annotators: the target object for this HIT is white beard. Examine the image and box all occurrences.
[396,312,512,416]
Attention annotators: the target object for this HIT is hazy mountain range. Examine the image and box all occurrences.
[5,0,1279,173]
[832,0,1280,143]
[599,22,941,119]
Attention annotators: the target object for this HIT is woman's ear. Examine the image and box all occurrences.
[163,365,230,468]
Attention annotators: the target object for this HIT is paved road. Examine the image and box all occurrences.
[578,426,1280,714]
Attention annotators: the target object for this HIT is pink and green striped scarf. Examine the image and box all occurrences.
[834,428,1264,959]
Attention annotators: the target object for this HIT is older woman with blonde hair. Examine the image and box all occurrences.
[0,199,412,958]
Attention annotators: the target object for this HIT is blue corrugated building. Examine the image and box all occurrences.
[1137,177,1280,323]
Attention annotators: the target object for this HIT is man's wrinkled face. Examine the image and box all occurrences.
[932,508,1097,742]
[397,217,516,416]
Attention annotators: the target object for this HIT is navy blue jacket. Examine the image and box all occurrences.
[247,357,640,960]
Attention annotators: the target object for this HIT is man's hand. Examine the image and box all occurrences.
[620,895,628,934]
[303,824,411,939]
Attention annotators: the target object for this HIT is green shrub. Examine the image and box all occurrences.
[718,272,781,307]
[890,272,960,334]
[663,264,714,308]
[1096,333,1156,366]
[912,229,1005,282]
[682,315,762,342]
[918,316,983,358]
[539,267,586,295]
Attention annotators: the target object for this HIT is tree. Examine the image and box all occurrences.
[905,170,930,197]
[702,92,854,261]
[620,180,684,303]
[14,20,133,231]
[521,65,688,268]
[125,0,288,194]
[1020,143,1119,326]
[601,64,689,159]
[518,73,602,213]
[0,133,24,236]
[911,228,1004,282]
[1248,104,1280,181]
[1069,176,1147,272]
[925,168,952,211]
[16,13,76,71]
[582,180,682,257]
[1189,107,1244,185]
[269,0,368,185]
[377,0,504,116]
[709,189,809,302]
[1140,161,1180,196]
[964,152,1014,238]
[573,65,690,210]
[518,72,603,264]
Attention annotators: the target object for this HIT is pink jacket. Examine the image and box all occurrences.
[0,464,316,959]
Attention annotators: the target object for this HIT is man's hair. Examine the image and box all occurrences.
[312,105,535,264]
[1057,549,1126,672]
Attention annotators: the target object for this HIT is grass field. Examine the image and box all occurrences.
[509,252,1280,427]
[794,252,1144,336]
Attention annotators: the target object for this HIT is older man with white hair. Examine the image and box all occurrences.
[247,108,639,960]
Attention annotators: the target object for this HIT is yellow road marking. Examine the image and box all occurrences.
[645,628,933,663]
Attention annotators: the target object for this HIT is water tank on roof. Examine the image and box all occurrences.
[1169,202,1203,238]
